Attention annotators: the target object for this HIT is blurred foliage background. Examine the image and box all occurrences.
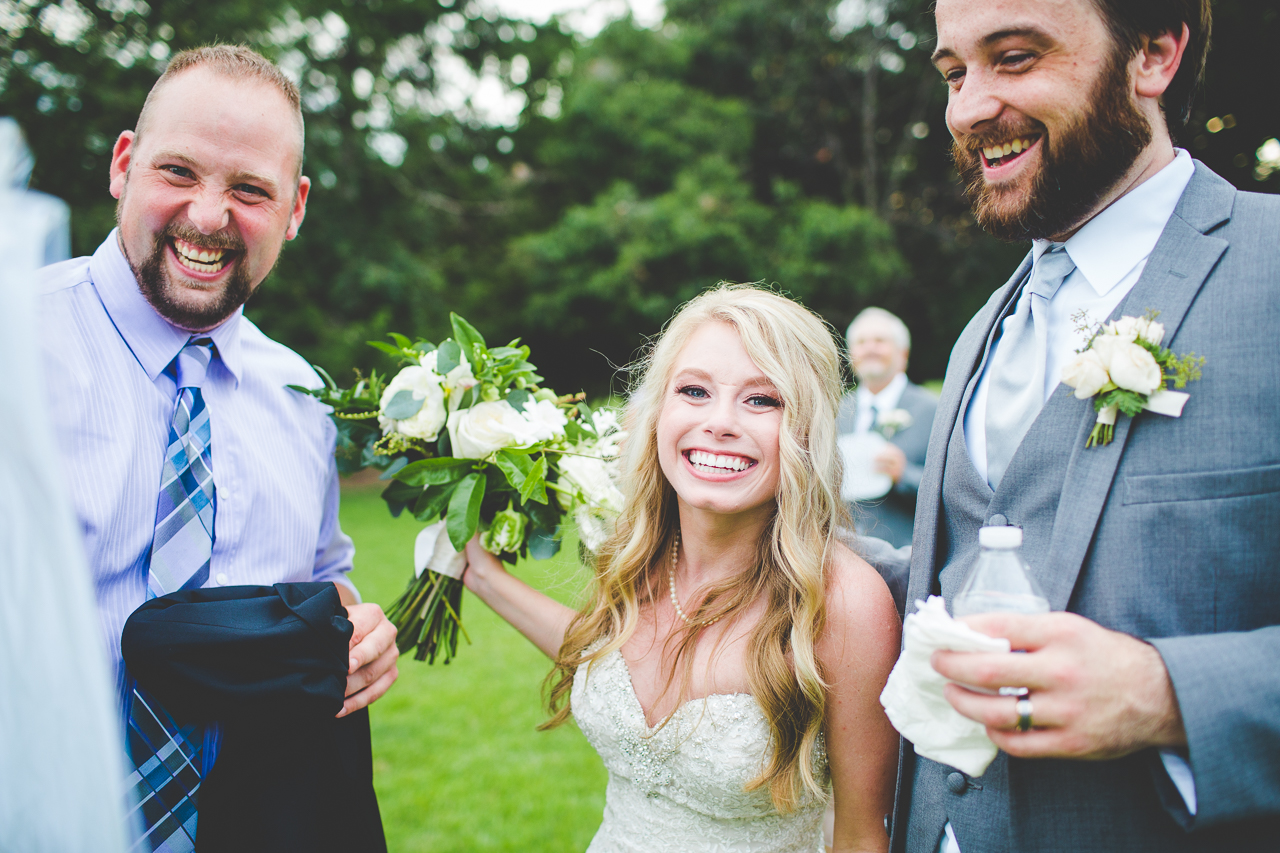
[5,0,1277,396]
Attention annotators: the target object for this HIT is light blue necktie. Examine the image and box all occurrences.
[984,247,1076,489]
[125,338,217,852]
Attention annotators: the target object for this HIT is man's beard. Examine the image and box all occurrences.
[129,221,255,331]
[953,50,1153,242]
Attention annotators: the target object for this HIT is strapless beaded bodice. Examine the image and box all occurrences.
[571,646,827,852]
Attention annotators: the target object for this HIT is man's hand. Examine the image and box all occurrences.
[339,602,399,717]
[931,612,1186,760]
[874,443,907,484]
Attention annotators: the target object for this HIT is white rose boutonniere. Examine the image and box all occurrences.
[874,407,914,439]
[1061,310,1205,447]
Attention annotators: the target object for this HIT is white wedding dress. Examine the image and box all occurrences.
[572,646,827,852]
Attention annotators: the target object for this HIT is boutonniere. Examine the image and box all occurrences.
[875,407,914,439]
[1061,311,1204,447]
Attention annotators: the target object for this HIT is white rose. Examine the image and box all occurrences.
[1104,340,1163,396]
[447,400,541,459]
[1060,349,1111,399]
[421,349,479,395]
[378,365,447,440]
[1136,318,1165,346]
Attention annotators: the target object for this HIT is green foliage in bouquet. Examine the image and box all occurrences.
[295,313,617,663]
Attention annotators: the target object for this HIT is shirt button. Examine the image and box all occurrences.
[987,514,1008,527]
[216,573,229,586]
[947,771,968,795]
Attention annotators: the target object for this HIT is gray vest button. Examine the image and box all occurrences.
[987,514,1008,527]
[946,771,968,794]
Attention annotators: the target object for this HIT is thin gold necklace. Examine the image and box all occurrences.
[668,531,723,627]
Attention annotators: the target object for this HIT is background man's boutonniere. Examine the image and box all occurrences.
[875,407,914,439]
[1061,311,1204,448]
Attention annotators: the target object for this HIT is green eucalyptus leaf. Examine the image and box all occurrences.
[447,473,486,551]
[437,340,461,375]
[506,387,532,412]
[528,527,562,560]
[396,457,475,486]
[413,341,437,354]
[383,389,424,420]
[378,455,410,480]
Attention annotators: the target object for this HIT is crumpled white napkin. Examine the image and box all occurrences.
[414,521,468,580]
[879,595,1011,777]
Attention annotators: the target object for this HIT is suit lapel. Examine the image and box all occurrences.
[1039,168,1232,610]
[907,254,1033,606]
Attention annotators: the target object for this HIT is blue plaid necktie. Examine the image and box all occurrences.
[125,338,217,852]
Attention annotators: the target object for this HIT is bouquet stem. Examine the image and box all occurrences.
[387,569,471,664]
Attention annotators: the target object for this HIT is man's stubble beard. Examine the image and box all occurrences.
[953,50,1153,243]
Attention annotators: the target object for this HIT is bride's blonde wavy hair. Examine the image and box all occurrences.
[542,283,848,811]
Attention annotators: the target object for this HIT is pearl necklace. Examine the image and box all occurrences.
[668,531,722,627]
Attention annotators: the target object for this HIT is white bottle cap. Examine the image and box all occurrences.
[979,525,1023,549]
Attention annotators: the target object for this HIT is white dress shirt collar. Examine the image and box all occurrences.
[1032,148,1195,298]
[91,229,244,385]
[855,371,908,431]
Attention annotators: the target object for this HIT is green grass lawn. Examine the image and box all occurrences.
[339,479,607,851]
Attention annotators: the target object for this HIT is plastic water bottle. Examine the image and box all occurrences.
[952,526,1050,617]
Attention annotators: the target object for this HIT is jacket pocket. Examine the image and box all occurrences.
[1122,463,1280,505]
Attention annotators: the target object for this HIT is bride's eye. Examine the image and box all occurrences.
[677,384,709,399]
[747,393,782,409]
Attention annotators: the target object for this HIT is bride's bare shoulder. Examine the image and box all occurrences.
[819,539,901,662]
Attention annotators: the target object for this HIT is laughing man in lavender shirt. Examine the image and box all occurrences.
[37,45,398,847]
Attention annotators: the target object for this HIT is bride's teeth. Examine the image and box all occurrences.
[688,451,751,472]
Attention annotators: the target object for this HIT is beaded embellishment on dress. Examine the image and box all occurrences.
[571,646,827,852]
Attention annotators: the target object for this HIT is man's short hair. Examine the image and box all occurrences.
[1091,0,1212,134]
[847,307,911,352]
[135,44,304,174]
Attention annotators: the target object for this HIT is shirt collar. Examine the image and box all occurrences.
[90,229,244,384]
[856,371,907,411]
[1032,148,1196,297]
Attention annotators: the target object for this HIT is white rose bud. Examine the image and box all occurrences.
[1060,349,1111,399]
[1105,317,1141,343]
[1106,341,1163,396]
[1136,318,1165,346]
[378,365,448,440]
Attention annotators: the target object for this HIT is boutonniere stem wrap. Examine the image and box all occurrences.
[1060,312,1204,448]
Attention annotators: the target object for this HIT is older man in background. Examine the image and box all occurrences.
[837,307,938,548]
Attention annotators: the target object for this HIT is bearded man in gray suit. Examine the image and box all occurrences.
[891,1,1280,851]
[837,308,938,549]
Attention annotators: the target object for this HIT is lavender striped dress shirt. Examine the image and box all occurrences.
[37,231,357,692]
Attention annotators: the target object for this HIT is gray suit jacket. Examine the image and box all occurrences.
[894,163,1280,851]
[837,381,939,548]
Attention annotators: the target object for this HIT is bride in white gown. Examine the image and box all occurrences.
[462,285,900,852]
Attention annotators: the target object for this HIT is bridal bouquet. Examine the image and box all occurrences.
[296,313,623,663]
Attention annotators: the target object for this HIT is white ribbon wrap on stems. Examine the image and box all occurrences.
[1095,388,1190,426]
[879,596,1012,777]
[414,520,469,580]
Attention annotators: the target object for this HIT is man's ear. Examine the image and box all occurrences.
[1133,23,1190,101]
[285,175,310,241]
[109,131,135,199]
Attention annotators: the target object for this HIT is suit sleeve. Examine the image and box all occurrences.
[1150,626,1280,827]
